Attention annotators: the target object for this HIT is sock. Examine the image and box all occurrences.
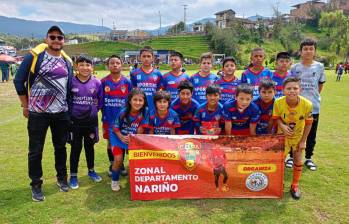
[292,163,303,188]
[111,170,120,181]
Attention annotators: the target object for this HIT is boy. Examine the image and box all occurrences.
[101,55,132,176]
[162,51,190,101]
[272,76,313,199]
[336,63,344,82]
[190,52,218,105]
[273,52,292,98]
[193,85,224,135]
[254,78,276,135]
[223,84,260,136]
[241,48,274,99]
[171,80,200,134]
[288,39,326,171]
[215,56,241,104]
[69,56,103,189]
[130,46,163,113]
[149,91,181,135]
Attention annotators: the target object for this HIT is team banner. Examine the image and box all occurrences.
[129,134,285,200]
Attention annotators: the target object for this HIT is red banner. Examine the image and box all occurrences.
[129,135,285,200]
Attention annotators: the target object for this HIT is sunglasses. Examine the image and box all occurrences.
[48,35,64,41]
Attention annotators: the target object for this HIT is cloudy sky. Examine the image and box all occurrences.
[0,0,326,29]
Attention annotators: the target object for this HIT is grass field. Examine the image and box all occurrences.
[0,70,348,224]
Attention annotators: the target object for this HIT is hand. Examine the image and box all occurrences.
[23,108,29,118]
[280,124,294,137]
[298,140,306,151]
[120,134,129,144]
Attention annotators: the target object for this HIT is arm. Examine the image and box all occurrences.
[225,121,232,135]
[170,128,176,135]
[113,127,129,144]
[18,95,29,118]
[318,83,324,93]
[298,123,312,150]
[249,123,257,136]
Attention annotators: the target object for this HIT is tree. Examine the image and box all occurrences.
[319,10,349,56]
[167,21,185,35]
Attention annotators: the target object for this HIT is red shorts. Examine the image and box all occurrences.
[231,129,250,136]
[102,123,110,140]
[112,146,123,156]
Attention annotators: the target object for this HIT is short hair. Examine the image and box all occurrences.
[140,46,154,56]
[170,51,184,61]
[178,80,194,93]
[200,52,213,63]
[258,78,275,91]
[206,84,221,95]
[283,76,301,87]
[300,39,317,51]
[236,84,253,97]
[276,52,291,60]
[153,90,171,104]
[222,56,236,67]
[107,54,122,64]
[251,47,265,56]
[76,55,93,65]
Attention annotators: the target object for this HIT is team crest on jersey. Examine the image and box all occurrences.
[167,118,174,125]
[194,78,199,84]
[121,85,126,93]
[202,112,206,118]
[168,81,175,85]
[178,140,201,171]
[153,75,158,82]
[104,86,110,92]
[89,88,96,94]
[215,115,221,121]
[137,74,141,80]
[71,88,79,93]
[245,172,268,192]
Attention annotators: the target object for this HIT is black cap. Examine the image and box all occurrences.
[47,25,64,36]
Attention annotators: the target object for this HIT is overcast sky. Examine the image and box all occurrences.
[0,0,327,30]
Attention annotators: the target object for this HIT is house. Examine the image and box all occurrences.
[215,9,236,29]
[127,29,149,40]
[329,0,349,14]
[192,23,204,32]
[290,0,326,20]
[110,30,128,40]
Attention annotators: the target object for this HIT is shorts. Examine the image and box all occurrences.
[284,138,301,156]
[102,123,110,140]
[112,146,124,156]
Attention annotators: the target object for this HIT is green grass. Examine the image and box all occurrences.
[0,70,348,223]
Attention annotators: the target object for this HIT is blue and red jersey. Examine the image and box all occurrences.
[241,67,274,99]
[215,76,241,104]
[101,75,132,125]
[130,67,163,112]
[189,72,218,105]
[193,102,224,135]
[149,109,181,135]
[223,100,260,136]
[170,97,200,134]
[272,71,289,99]
[161,72,190,102]
[254,97,274,135]
[109,108,149,149]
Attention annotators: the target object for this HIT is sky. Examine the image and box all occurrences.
[0,0,328,30]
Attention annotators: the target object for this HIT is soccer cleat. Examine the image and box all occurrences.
[88,171,102,183]
[69,176,79,189]
[285,158,294,169]
[57,179,69,192]
[290,185,301,200]
[31,185,45,202]
[111,181,121,191]
[304,159,317,171]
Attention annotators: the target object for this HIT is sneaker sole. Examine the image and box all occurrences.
[56,183,69,192]
[69,185,79,190]
[90,178,102,183]
[32,196,45,202]
[111,187,120,192]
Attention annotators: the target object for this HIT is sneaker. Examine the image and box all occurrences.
[111,181,120,191]
[88,171,102,183]
[57,179,69,192]
[69,176,79,189]
[304,159,317,171]
[285,158,294,169]
[31,185,45,202]
[108,165,112,177]
[290,185,301,200]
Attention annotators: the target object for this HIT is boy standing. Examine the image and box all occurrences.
[162,51,190,101]
[273,52,292,99]
[272,76,313,199]
[288,39,326,171]
[171,80,200,134]
[215,57,241,104]
[190,52,218,105]
[130,46,163,113]
[241,48,273,100]
[69,56,103,189]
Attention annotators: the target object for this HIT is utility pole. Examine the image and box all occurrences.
[158,11,162,37]
[182,4,188,32]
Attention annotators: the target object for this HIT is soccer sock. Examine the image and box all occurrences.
[107,147,114,164]
[292,163,303,188]
[111,169,120,181]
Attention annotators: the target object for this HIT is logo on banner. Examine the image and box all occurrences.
[245,172,268,192]
[178,140,201,171]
